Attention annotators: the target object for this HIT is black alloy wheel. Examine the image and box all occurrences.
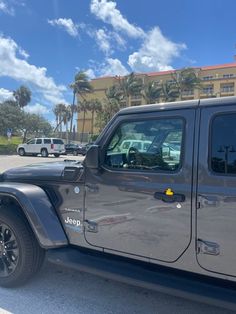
[0,206,45,287]
[0,222,19,278]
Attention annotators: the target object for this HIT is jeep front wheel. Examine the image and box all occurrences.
[41,148,48,157]
[0,207,45,287]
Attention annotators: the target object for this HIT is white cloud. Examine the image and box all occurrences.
[94,29,111,55]
[85,68,96,79]
[0,0,14,15]
[113,32,126,49]
[100,58,128,76]
[128,27,187,72]
[24,103,50,115]
[48,18,78,37]
[0,35,66,105]
[18,47,29,59]
[90,0,144,38]
[0,88,13,102]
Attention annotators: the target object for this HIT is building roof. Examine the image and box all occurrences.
[91,62,236,81]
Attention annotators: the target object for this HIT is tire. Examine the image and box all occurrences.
[54,154,60,158]
[41,148,48,157]
[18,148,25,156]
[0,206,45,287]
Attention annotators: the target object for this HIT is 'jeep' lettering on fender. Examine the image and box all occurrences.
[65,217,81,227]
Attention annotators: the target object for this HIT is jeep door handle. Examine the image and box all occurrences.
[154,192,185,203]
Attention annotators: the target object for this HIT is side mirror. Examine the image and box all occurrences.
[85,145,100,169]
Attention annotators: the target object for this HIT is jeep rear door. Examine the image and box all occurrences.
[85,108,195,262]
[197,102,236,277]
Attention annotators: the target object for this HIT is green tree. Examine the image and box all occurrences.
[171,68,202,99]
[142,80,162,104]
[95,99,120,132]
[87,99,102,136]
[20,113,53,142]
[62,106,71,143]
[13,85,31,108]
[161,81,179,102]
[105,85,123,105]
[69,71,93,138]
[78,100,89,143]
[118,73,143,106]
[53,103,67,136]
[0,101,24,135]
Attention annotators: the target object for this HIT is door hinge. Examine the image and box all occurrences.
[197,239,220,256]
[84,220,98,233]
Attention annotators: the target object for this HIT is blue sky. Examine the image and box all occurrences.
[0,0,236,125]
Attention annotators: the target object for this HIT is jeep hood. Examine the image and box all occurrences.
[2,160,83,182]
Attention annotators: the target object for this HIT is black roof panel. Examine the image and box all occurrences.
[118,96,236,115]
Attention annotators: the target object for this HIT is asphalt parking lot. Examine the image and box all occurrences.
[0,155,234,314]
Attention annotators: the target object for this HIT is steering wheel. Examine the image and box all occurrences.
[127,146,140,165]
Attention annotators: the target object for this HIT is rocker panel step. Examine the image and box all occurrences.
[47,247,236,311]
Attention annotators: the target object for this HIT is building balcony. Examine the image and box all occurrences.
[131,95,142,100]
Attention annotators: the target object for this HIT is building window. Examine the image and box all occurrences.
[223,74,234,79]
[120,102,126,109]
[182,89,194,96]
[131,94,142,100]
[210,113,236,174]
[203,76,213,80]
[220,83,234,93]
[131,101,142,106]
[202,85,214,94]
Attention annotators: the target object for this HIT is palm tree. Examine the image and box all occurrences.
[69,71,93,139]
[53,105,60,130]
[105,85,123,104]
[95,100,120,132]
[88,99,102,136]
[53,103,66,136]
[78,100,89,143]
[118,73,143,107]
[171,68,202,100]
[161,81,179,102]
[68,103,77,136]
[142,80,162,104]
[62,106,71,143]
[13,85,31,109]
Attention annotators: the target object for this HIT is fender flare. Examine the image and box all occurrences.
[0,182,68,249]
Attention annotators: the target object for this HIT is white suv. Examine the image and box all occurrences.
[17,138,65,157]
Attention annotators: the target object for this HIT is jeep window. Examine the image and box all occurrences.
[36,139,42,144]
[211,113,236,174]
[43,139,51,144]
[105,118,184,172]
[53,139,64,144]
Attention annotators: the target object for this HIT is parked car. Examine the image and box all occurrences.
[17,138,65,157]
[64,143,87,156]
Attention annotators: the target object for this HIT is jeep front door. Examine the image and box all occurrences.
[85,109,195,262]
